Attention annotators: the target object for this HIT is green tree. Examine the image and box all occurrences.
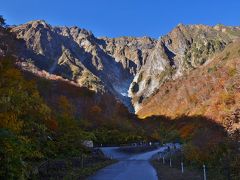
[0,15,5,27]
[0,56,52,178]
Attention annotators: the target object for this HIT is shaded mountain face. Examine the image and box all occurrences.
[0,26,143,141]
[11,20,157,111]
[10,20,240,114]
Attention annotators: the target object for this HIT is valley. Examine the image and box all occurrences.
[0,15,239,179]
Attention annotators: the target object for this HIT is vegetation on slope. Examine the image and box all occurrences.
[0,56,89,178]
[137,40,240,179]
[0,20,144,178]
[144,115,239,179]
[0,54,148,178]
[138,40,240,132]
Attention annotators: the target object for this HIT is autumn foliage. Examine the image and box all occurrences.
[0,53,147,178]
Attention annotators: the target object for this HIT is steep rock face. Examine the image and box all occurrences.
[137,40,240,134]
[130,24,240,112]
[98,36,157,102]
[11,20,240,113]
[13,20,104,92]
[99,36,157,74]
[12,21,153,110]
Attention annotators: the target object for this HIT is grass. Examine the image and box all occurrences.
[151,159,202,180]
[68,159,117,179]
[222,52,230,61]
[228,67,237,77]
[207,66,218,73]
[34,156,117,179]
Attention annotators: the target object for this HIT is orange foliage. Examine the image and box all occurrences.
[180,124,196,139]
[57,95,75,117]
[0,112,23,133]
[90,105,102,114]
[137,40,240,131]
[45,118,58,131]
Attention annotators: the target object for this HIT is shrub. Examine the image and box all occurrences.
[208,66,217,73]
[228,67,237,77]
[131,82,139,93]
[222,52,230,61]
[137,72,143,83]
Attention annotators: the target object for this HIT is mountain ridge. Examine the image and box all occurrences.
[9,20,240,115]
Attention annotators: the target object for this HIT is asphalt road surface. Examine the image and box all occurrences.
[89,146,168,180]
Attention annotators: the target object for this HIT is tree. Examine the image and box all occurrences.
[57,95,75,118]
[0,15,6,27]
[0,56,52,178]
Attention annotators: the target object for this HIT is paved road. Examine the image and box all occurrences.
[89,146,168,180]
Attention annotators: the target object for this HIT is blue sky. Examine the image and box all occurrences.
[1,0,240,38]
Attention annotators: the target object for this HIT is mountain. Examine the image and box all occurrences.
[6,20,240,132]
[130,24,240,111]
[138,40,240,134]
[1,17,240,179]
[11,21,240,115]
[11,20,157,111]
[0,24,141,133]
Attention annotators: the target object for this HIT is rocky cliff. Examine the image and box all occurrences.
[137,40,240,135]
[129,24,240,111]
[10,20,240,114]
[11,20,157,111]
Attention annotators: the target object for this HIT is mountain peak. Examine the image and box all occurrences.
[177,23,185,27]
[27,19,49,27]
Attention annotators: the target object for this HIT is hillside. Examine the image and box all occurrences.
[138,40,240,134]
[131,24,240,111]
[0,23,144,142]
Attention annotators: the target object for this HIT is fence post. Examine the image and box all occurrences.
[203,164,207,180]
[81,154,84,168]
[163,157,165,164]
[47,160,49,175]
[181,162,184,173]
[169,158,172,167]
